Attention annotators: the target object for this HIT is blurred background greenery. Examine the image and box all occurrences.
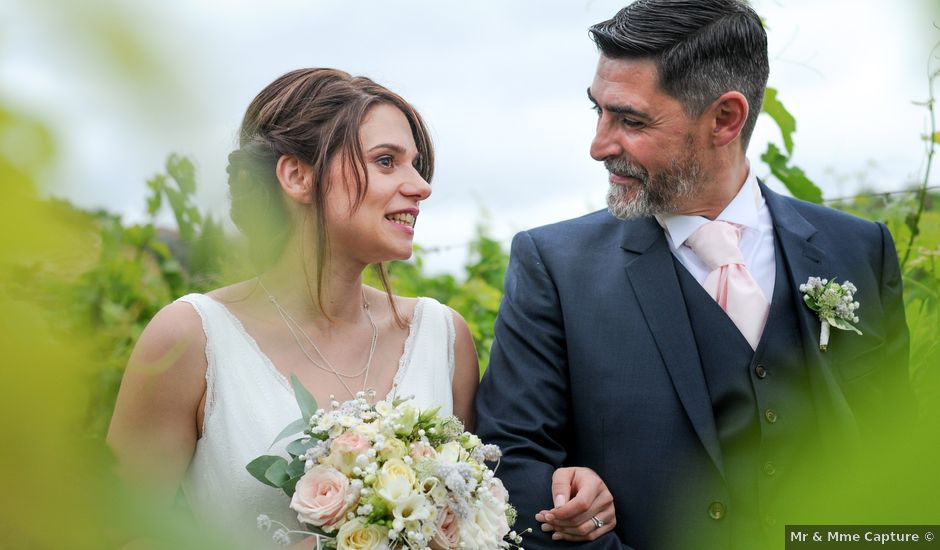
[1,1,938,548]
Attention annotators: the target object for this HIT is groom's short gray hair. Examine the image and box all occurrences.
[589,0,769,150]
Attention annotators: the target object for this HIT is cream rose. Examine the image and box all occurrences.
[374,458,416,491]
[336,518,390,550]
[429,504,460,550]
[378,437,407,461]
[328,431,371,475]
[290,464,358,532]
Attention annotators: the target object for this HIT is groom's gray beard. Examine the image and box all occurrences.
[605,151,702,221]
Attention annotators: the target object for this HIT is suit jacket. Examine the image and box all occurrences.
[474,185,911,549]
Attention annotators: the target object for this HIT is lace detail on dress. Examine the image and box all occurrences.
[386,297,455,416]
[176,294,217,437]
[206,297,293,393]
[387,297,426,401]
[445,305,456,380]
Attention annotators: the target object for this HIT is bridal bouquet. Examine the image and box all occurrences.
[248,376,523,549]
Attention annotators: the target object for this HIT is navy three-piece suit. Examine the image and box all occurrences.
[475,185,911,549]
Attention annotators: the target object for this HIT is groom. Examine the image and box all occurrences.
[475,0,912,548]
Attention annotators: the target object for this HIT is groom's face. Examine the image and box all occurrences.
[589,56,711,219]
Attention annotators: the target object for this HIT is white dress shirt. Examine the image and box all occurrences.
[656,169,776,303]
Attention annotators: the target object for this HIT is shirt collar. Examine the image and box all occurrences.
[656,168,763,251]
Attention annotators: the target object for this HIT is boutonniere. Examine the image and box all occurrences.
[799,277,862,351]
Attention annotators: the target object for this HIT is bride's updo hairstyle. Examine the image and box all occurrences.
[227,68,434,320]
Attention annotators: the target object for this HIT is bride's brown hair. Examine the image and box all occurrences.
[226,68,434,325]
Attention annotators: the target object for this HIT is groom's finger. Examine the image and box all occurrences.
[549,467,576,508]
[545,480,597,524]
[551,475,615,528]
[550,507,617,542]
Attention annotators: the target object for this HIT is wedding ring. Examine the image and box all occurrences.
[591,515,605,529]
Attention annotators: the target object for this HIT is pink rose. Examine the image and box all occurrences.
[410,442,437,462]
[290,464,357,532]
[328,431,371,474]
[429,504,460,550]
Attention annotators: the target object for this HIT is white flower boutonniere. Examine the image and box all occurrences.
[799,277,862,351]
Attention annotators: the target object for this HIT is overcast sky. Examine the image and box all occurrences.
[5,0,938,274]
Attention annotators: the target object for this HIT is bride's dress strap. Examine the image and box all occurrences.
[173,293,301,546]
[173,293,294,436]
[390,297,457,415]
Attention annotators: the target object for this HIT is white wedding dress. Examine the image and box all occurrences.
[176,293,456,547]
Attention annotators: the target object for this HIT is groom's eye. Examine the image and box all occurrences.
[622,118,645,129]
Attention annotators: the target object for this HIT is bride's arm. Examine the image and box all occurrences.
[450,311,479,433]
[106,301,208,507]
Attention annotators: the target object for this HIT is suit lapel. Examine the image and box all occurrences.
[621,218,724,475]
[761,184,861,449]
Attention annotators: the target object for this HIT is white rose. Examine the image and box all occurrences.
[437,442,463,463]
[459,501,509,549]
[376,475,415,506]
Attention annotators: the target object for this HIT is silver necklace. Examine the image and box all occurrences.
[258,280,378,398]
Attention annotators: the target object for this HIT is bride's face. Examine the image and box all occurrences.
[324,103,432,265]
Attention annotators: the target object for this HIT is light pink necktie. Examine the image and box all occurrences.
[684,221,769,350]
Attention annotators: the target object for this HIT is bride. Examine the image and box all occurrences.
[107,68,614,548]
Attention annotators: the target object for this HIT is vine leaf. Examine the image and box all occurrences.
[760,143,824,204]
[762,87,796,155]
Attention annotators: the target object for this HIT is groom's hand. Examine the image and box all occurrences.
[535,467,617,542]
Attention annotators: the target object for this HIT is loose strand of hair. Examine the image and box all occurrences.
[374,263,406,328]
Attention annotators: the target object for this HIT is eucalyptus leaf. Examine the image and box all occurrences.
[264,458,291,487]
[286,458,306,478]
[282,475,302,497]
[269,417,307,449]
[291,374,319,421]
[286,438,318,458]
[246,455,285,488]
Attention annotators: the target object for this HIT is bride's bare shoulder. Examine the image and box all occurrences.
[205,279,260,304]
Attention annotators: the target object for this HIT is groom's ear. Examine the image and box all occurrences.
[709,91,749,149]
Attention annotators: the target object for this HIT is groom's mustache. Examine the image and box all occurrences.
[605,158,648,185]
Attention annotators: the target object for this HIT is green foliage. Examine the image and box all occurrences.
[291,373,319,422]
[761,143,824,204]
[761,88,796,155]
[379,222,507,375]
[831,191,940,421]
[760,89,824,204]
[14,154,236,437]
